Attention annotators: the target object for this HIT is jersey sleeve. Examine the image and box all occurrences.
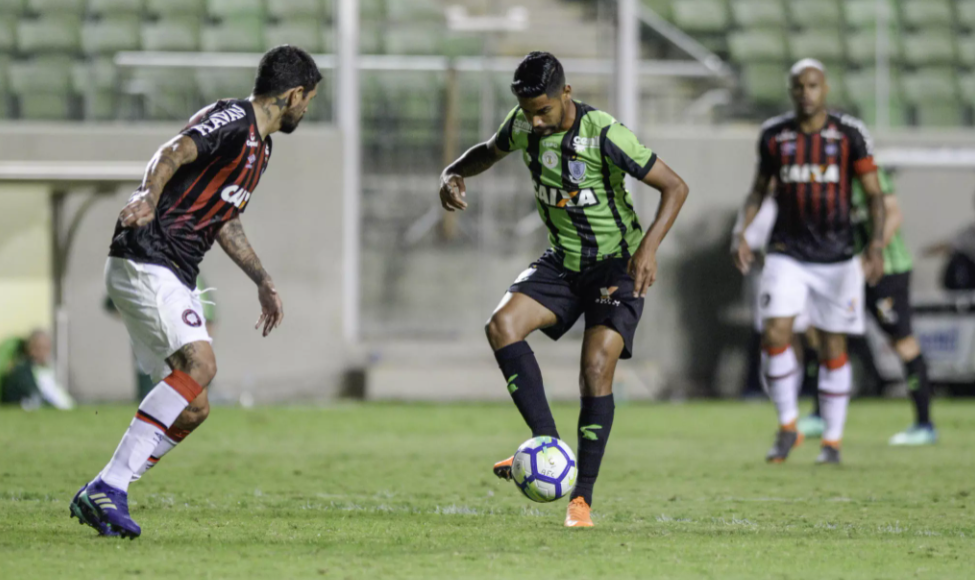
[180,104,249,160]
[601,123,657,180]
[842,115,878,176]
[495,106,526,152]
[757,131,776,177]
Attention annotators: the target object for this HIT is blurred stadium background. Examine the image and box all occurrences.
[2,0,975,404]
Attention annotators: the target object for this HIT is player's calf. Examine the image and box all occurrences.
[132,392,210,481]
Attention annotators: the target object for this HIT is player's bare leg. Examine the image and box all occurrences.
[133,381,211,481]
[814,330,850,463]
[487,292,558,480]
[762,316,805,462]
[565,325,624,528]
[72,341,216,538]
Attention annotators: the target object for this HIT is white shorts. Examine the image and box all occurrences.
[105,257,211,384]
[759,254,865,335]
[748,265,809,333]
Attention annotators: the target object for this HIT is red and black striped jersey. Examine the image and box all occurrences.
[109,99,273,288]
[758,111,877,264]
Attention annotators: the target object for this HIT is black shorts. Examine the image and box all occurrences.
[866,271,913,341]
[508,250,644,359]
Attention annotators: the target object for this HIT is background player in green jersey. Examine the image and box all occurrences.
[798,168,936,446]
[438,52,689,527]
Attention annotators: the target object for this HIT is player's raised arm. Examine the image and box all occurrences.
[216,217,283,337]
[119,135,199,228]
[439,134,510,212]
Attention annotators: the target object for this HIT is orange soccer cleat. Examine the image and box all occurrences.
[493,456,514,481]
[564,497,594,528]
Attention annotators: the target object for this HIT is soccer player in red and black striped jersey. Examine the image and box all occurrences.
[732,59,886,465]
[70,46,321,538]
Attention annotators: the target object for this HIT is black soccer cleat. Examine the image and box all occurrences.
[815,444,841,465]
[765,429,804,463]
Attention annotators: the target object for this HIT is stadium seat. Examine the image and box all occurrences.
[844,0,898,30]
[901,31,956,66]
[141,19,201,52]
[359,0,385,22]
[787,0,841,27]
[442,33,482,58]
[671,0,730,34]
[914,102,964,127]
[196,67,255,102]
[145,0,205,19]
[728,29,786,63]
[73,57,118,119]
[900,0,953,29]
[358,23,383,54]
[959,36,975,68]
[642,0,672,19]
[27,0,86,15]
[386,0,441,22]
[207,0,265,21]
[87,0,144,17]
[0,18,15,53]
[958,73,975,104]
[959,1,975,29]
[0,0,25,16]
[740,63,789,105]
[267,0,322,21]
[17,16,82,55]
[731,0,787,28]
[266,21,325,52]
[9,57,73,119]
[201,19,265,53]
[129,66,198,120]
[788,28,843,62]
[385,27,443,55]
[855,98,909,127]
[902,68,958,103]
[81,17,141,55]
[846,28,903,65]
[845,68,902,102]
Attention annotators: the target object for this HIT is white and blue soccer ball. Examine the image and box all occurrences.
[511,436,577,503]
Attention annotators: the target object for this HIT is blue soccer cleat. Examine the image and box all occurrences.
[71,479,141,539]
[889,424,938,446]
[69,483,119,537]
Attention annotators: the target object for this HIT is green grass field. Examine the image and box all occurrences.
[1,400,973,579]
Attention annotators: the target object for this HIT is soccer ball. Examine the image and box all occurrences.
[511,436,577,503]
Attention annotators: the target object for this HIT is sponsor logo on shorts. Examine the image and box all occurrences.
[877,297,898,324]
[514,267,537,284]
[596,286,620,307]
[182,310,203,327]
[761,293,771,308]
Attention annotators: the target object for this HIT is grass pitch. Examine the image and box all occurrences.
[1,400,973,579]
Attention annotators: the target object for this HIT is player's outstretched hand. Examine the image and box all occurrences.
[628,246,658,298]
[439,173,468,212]
[119,189,157,228]
[256,280,284,337]
[732,235,754,274]
[863,245,885,286]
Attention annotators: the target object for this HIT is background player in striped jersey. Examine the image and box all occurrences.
[732,59,886,465]
[439,52,689,527]
[797,168,936,446]
[69,45,321,538]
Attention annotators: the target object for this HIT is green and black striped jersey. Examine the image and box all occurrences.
[496,101,656,272]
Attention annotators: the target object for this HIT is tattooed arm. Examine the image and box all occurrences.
[217,217,284,337]
[439,134,510,212]
[858,170,887,286]
[120,135,199,228]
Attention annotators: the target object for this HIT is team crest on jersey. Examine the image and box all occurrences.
[182,310,203,328]
[782,141,796,155]
[535,185,598,208]
[245,154,257,169]
[221,184,252,209]
[568,159,587,183]
[542,150,559,169]
[825,143,839,156]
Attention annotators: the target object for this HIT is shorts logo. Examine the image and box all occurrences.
[514,267,537,284]
[182,310,203,328]
[596,286,620,307]
[541,150,559,169]
[761,293,771,308]
[877,297,898,324]
[568,159,587,183]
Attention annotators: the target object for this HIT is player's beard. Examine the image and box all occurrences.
[279,109,304,134]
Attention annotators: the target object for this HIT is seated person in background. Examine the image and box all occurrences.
[924,192,975,290]
[0,330,75,410]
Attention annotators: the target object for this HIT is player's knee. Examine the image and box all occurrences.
[893,336,921,361]
[762,326,792,350]
[580,355,613,397]
[486,312,520,349]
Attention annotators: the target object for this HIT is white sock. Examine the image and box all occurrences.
[132,433,178,482]
[818,355,852,444]
[99,375,199,491]
[762,346,801,427]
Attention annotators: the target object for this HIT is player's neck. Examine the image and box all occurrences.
[796,108,828,134]
[248,96,279,139]
[559,100,577,133]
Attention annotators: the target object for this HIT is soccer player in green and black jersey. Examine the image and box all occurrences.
[799,168,936,445]
[439,52,688,527]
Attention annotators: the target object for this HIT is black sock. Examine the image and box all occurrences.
[804,347,821,415]
[905,354,933,427]
[494,341,559,439]
[570,394,615,507]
